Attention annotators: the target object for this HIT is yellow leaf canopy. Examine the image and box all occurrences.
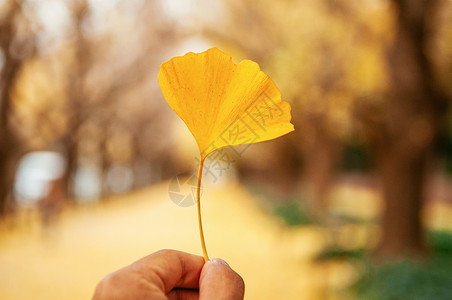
[158,47,294,159]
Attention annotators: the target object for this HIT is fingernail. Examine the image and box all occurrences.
[208,258,230,267]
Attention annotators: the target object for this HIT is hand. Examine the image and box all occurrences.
[93,249,245,300]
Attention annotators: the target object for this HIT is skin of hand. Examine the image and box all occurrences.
[92,249,245,300]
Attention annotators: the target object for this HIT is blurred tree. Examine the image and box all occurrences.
[0,0,35,215]
[205,0,387,215]
[7,0,181,205]
[372,0,450,259]
[55,0,180,199]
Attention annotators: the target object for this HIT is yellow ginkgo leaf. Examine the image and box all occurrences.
[158,47,294,261]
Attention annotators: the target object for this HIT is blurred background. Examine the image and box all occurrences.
[1,0,452,299]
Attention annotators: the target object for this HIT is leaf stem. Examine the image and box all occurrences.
[197,156,209,262]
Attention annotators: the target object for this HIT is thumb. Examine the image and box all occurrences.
[199,258,245,300]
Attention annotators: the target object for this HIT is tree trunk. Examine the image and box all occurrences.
[301,118,341,219]
[0,105,15,216]
[0,1,23,216]
[376,145,428,258]
[0,73,21,215]
[375,0,449,260]
[61,134,78,201]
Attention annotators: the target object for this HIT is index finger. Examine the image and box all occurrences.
[132,249,205,293]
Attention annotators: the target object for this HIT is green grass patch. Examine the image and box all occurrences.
[351,230,452,300]
[273,200,313,226]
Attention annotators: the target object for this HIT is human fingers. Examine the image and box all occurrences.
[199,258,245,300]
[167,288,199,300]
[93,249,204,299]
[133,249,205,292]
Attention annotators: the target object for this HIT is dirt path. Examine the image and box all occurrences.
[0,181,356,300]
